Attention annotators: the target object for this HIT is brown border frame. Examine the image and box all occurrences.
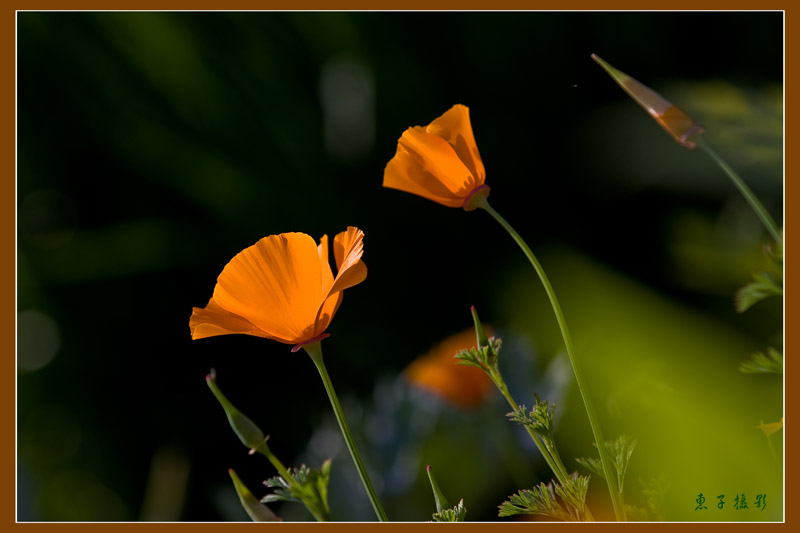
[7,4,792,532]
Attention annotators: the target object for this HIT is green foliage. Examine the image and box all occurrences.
[576,435,637,493]
[432,500,467,522]
[739,347,783,374]
[206,370,333,519]
[641,477,670,521]
[735,237,782,313]
[425,465,449,512]
[426,465,466,521]
[574,456,603,480]
[735,272,782,313]
[455,337,503,375]
[498,474,590,521]
[624,505,651,521]
[262,460,331,521]
[507,400,561,469]
[454,304,501,375]
[508,400,555,437]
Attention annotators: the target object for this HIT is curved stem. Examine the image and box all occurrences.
[303,342,389,522]
[696,137,782,243]
[477,197,626,521]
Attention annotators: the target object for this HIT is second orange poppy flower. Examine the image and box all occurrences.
[383,104,490,211]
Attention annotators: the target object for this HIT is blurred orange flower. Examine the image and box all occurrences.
[592,54,704,149]
[404,327,494,409]
[190,227,366,350]
[383,104,490,211]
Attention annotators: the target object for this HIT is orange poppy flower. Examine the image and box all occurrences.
[190,227,367,351]
[383,104,490,211]
[592,54,705,149]
[404,327,494,409]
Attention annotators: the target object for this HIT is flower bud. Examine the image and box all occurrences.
[592,54,704,149]
[206,369,268,454]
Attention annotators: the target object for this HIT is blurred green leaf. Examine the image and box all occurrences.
[739,347,782,374]
[735,272,782,313]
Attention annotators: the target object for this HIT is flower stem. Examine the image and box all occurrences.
[252,443,329,522]
[764,432,780,472]
[477,197,626,521]
[490,371,595,521]
[491,371,570,485]
[696,137,782,243]
[303,342,388,522]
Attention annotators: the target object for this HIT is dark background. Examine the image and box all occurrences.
[17,11,783,521]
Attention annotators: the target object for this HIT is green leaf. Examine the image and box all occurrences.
[624,504,651,521]
[498,474,590,521]
[554,474,590,517]
[261,461,331,521]
[735,272,782,313]
[575,456,604,480]
[499,482,571,521]
[470,305,490,348]
[508,400,555,437]
[576,435,637,493]
[432,499,467,522]
[229,468,281,522]
[426,465,449,512]
[454,347,488,371]
[315,459,332,513]
[641,476,670,521]
[608,435,637,493]
[739,347,783,374]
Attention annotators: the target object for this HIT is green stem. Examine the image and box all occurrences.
[492,376,570,485]
[303,342,389,522]
[492,375,595,521]
[696,137,782,243]
[477,197,626,521]
[765,432,779,471]
[253,443,293,482]
[253,444,329,522]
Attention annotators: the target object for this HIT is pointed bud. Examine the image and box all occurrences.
[426,465,450,513]
[592,54,704,149]
[228,468,281,522]
[206,370,268,453]
[470,306,489,348]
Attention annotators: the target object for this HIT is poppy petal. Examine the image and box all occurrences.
[312,233,340,336]
[426,104,485,185]
[312,227,367,335]
[189,298,276,340]
[383,143,466,207]
[331,226,367,292]
[317,234,335,297]
[398,127,477,196]
[212,233,322,343]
